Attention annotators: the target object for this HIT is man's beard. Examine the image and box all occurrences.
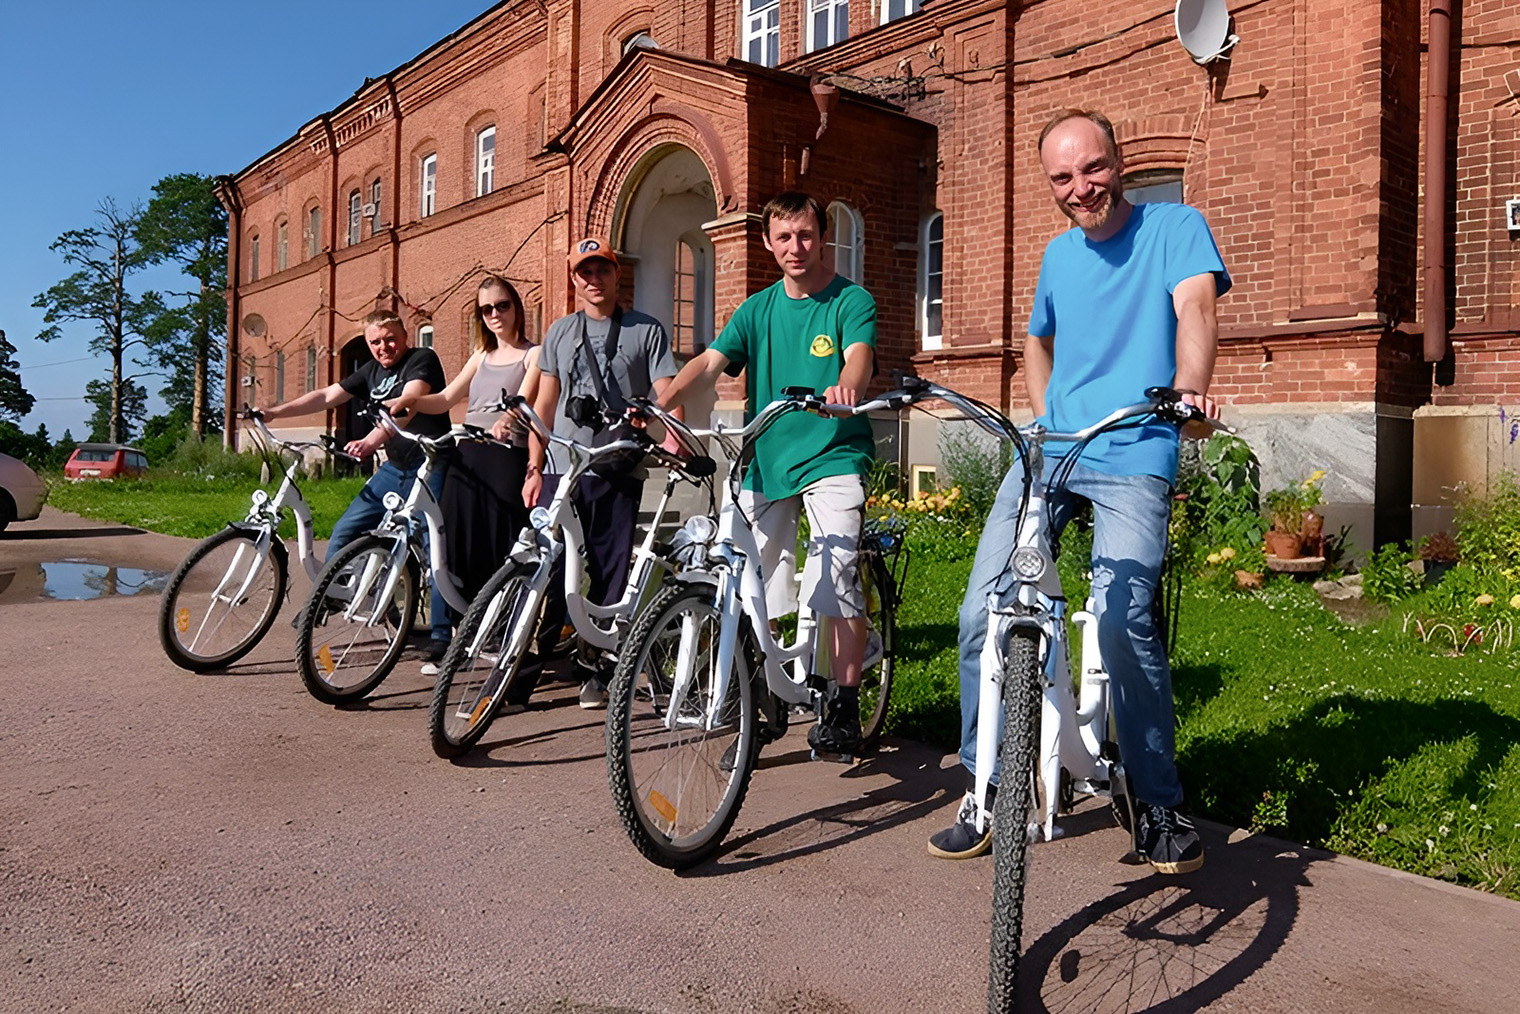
[1058,184,1122,231]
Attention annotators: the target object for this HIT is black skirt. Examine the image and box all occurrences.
[442,440,531,603]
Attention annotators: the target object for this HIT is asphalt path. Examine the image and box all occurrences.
[3,507,1518,1013]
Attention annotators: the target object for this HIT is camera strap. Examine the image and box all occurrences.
[574,307,624,409]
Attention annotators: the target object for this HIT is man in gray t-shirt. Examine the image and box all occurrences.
[524,236,677,708]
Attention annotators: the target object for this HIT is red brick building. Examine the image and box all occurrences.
[222,0,1520,547]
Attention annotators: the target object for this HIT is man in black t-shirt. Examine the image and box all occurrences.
[259,309,454,655]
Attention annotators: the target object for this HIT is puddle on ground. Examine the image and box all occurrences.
[0,561,169,604]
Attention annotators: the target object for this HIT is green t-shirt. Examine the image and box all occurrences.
[710,274,877,499]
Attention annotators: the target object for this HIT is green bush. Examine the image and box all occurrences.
[938,422,1010,518]
[1362,542,1421,604]
[1173,434,1263,569]
[1454,472,1520,580]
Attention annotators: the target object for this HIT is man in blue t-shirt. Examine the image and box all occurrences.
[929,109,1230,874]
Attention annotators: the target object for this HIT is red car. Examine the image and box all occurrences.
[64,444,150,480]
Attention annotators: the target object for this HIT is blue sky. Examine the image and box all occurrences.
[1,1,494,438]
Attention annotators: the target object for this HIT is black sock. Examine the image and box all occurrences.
[834,685,860,719]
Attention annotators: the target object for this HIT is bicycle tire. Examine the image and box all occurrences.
[988,628,1043,1014]
[605,580,758,870]
[428,559,540,758]
[295,535,418,704]
[859,549,896,750]
[158,526,288,672]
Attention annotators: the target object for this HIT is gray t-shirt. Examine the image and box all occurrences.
[538,308,676,472]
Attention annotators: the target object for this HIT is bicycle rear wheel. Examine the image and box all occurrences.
[605,581,758,870]
[989,628,1043,1013]
[295,535,418,704]
[159,526,287,672]
[858,550,896,749]
[428,560,540,758]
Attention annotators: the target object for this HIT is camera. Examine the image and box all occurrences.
[566,394,605,432]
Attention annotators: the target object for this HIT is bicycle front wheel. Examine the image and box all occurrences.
[295,535,418,704]
[858,550,897,749]
[605,581,758,870]
[158,526,288,672]
[989,628,1043,1013]
[428,560,541,758]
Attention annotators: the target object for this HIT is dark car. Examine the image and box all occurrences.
[63,444,150,481]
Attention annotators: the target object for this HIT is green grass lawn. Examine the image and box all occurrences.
[884,552,1520,900]
[45,471,368,540]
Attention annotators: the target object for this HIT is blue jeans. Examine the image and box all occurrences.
[327,459,451,644]
[957,457,1182,809]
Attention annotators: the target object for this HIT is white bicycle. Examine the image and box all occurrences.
[157,409,339,671]
[427,396,710,758]
[883,377,1223,1013]
[292,406,481,704]
[602,392,906,869]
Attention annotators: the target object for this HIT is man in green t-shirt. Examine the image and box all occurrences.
[659,191,877,756]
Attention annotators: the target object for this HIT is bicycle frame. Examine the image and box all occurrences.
[241,414,322,583]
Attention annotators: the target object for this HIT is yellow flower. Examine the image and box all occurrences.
[1475,594,1495,606]
[1220,547,1237,560]
[1308,469,1327,483]
[1510,594,1520,609]
[1207,552,1223,565]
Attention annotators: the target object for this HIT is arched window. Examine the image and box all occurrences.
[249,233,260,282]
[920,211,943,350]
[306,204,322,258]
[476,126,496,197]
[276,220,288,271]
[827,201,864,284]
[881,0,922,24]
[622,31,658,54]
[417,324,434,349]
[419,154,437,217]
[347,190,361,246]
[369,177,383,232]
[806,0,850,52]
[672,239,711,356]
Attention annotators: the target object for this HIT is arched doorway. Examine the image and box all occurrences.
[615,145,717,357]
[337,334,373,474]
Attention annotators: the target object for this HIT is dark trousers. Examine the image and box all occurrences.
[535,471,643,669]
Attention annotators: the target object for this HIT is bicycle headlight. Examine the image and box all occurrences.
[250,489,269,507]
[382,491,404,511]
[681,515,717,546]
[1011,546,1047,581]
[529,506,552,531]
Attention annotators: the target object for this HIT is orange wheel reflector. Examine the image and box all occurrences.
[469,698,493,728]
[317,644,336,675]
[176,607,190,633]
[648,790,677,823]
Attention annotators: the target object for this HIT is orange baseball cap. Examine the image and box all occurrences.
[568,236,619,271]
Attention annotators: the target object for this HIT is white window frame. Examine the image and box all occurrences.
[880,0,922,24]
[1124,169,1185,205]
[307,206,321,258]
[249,234,260,282]
[742,0,780,68]
[476,126,495,197]
[826,201,864,284]
[417,324,434,349]
[920,211,943,351]
[276,221,288,271]
[369,178,383,232]
[347,190,361,246]
[420,154,437,217]
[807,0,850,53]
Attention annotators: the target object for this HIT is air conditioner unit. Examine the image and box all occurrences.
[362,202,378,217]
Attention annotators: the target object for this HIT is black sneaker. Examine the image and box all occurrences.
[1134,802,1204,874]
[807,698,863,757]
[927,788,995,860]
[419,639,449,677]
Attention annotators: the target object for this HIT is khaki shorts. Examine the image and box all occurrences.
[737,474,866,619]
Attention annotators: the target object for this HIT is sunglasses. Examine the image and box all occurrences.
[478,299,516,317]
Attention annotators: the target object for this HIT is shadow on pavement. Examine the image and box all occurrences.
[680,740,965,878]
[1019,829,1314,1013]
[2,525,147,540]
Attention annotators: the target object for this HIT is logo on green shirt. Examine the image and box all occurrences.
[809,334,836,357]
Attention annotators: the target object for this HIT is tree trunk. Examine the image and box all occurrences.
[192,278,209,437]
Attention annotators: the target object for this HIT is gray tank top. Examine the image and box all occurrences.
[465,351,530,443]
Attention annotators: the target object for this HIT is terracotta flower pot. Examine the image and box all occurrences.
[1264,529,1302,559]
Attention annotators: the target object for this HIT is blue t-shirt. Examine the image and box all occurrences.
[1029,202,1231,482]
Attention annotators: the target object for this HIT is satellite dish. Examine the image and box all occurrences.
[1175,0,1240,64]
[241,313,267,337]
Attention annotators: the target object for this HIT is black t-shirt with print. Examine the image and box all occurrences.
[338,347,450,469]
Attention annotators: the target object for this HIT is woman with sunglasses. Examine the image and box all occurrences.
[388,274,540,676]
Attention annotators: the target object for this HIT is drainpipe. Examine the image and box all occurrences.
[1423,0,1453,363]
[321,113,339,434]
[215,177,243,447]
[384,74,402,308]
